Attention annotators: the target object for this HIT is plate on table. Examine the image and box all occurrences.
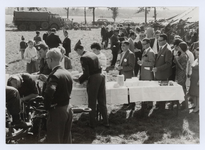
[83,108,92,112]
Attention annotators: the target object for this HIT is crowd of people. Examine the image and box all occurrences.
[102,24,199,112]
[6,22,199,143]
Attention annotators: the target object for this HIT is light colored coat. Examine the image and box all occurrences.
[140,47,155,80]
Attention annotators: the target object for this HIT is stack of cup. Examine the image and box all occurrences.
[117,75,124,86]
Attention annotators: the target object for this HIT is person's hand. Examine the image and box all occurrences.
[117,66,123,70]
[152,67,157,73]
[137,60,142,66]
[31,56,37,61]
[39,74,48,82]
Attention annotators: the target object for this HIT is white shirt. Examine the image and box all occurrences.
[96,52,107,70]
[152,38,158,54]
[24,47,38,63]
[135,33,140,42]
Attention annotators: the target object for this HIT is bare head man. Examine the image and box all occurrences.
[46,48,62,69]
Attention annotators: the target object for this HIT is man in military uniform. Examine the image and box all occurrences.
[73,40,109,129]
[39,48,73,143]
[36,43,52,75]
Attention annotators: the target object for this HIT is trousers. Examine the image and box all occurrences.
[111,47,119,66]
[87,73,109,127]
[47,105,73,143]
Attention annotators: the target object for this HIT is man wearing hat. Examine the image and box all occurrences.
[118,40,135,80]
[73,40,109,129]
[46,28,62,49]
[110,29,120,68]
[34,31,42,46]
[36,43,52,75]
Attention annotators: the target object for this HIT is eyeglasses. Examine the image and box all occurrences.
[45,57,51,60]
[158,39,165,42]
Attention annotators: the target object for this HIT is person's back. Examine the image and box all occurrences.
[45,67,72,107]
[46,33,61,49]
[11,73,38,97]
[80,51,101,82]
[20,41,27,49]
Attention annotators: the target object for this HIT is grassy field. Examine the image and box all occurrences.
[5,28,199,144]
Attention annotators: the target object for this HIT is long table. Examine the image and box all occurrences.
[70,81,185,106]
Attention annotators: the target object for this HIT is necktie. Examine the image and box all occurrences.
[159,47,162,53]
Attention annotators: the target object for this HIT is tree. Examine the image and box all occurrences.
[89,7,96,25]
[64,7,70,19]
[136,7,152,24]
[84,7,87,24]
[136,7,168,23]
[153,7,167,22]
[108,7,119,22]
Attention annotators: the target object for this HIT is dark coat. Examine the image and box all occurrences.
[46,33,62,49]
[43,66,73,110]
[63,37,71,56]
[78,51,102,84]
[155,44,172,80]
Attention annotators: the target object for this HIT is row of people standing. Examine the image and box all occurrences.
[19,28,72,74]
[112,26,199,111]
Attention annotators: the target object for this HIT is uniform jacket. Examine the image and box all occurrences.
[155,43,172,80]
[63,37,71,56]
[42,66,73,110]
[119,49,135,80]
[140,47,155,80]
[78,51,102,84]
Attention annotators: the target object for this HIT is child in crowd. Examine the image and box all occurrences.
[19,36,27,59]
[24,40,38,73]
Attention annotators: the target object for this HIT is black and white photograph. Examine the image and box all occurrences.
[3,0,204,148]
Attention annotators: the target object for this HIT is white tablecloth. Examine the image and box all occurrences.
[126,81,184,103]
[70,82,128,106]
[70,80,185,106]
